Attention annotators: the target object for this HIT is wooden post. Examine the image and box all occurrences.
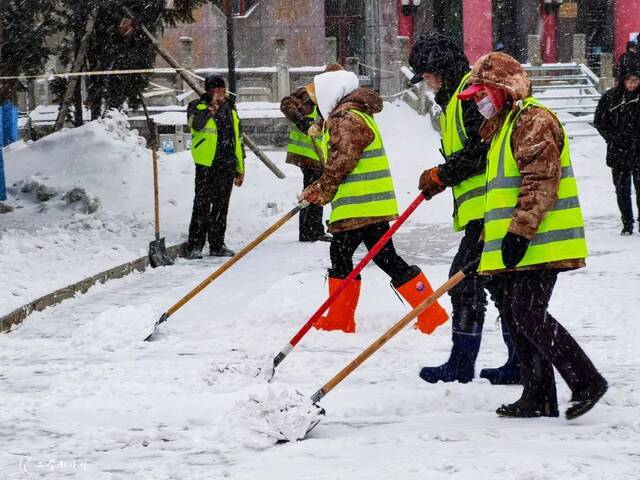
[275,39,290,101]
[599,53,615,92]
[572,34,586,65]
[325,37,337,65]
[528,34,542,66]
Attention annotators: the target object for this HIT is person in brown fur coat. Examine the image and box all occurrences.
[280,64,343,242]
[299,70,449,335]
[457,52,607,420]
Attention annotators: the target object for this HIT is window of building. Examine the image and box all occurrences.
[325,0,365,65]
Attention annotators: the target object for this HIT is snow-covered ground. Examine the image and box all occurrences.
[1,103,639,479]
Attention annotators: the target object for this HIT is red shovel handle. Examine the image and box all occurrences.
[272,192,426,369]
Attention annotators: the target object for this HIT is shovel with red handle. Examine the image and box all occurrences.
[268,192,428,381]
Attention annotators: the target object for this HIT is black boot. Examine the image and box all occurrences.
[210,245,235,257]
[496,397,559,418]
[566,378,608,420]
[419,333,480,383]
[185,248,203,260]
[419,308,482,384]
[480,318,522,385]
[621,224,633,236]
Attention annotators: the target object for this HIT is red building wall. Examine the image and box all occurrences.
[615,0,640,58]
[463,0,493,63]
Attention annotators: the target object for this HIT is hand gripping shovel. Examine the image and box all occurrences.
[278,258,480,442]
[144,201,309,341]
[148,119,174,268]
[268,192,427,380]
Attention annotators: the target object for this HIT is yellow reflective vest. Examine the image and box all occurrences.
[322,109,399,224]
[479,97,588,272]
[189,102,244,174]
[440,72,486,231]
[287,107,321,162]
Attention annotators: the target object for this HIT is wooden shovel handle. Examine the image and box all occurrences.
[165,202,308,317]
[311,259,479,403]
[151,134,161,237]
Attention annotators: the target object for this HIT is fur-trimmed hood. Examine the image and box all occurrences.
[469,52,532,106]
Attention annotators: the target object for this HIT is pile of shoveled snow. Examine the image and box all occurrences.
[221,388,324,449]
[0,111,193,313]
[5,110,183,216]
[70,304,159,353]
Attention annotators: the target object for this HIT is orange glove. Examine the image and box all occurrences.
[419,167,446,200]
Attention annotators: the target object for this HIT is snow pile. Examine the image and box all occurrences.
[70,304,158,352]
[222,388,324,449]
[6,110,155,215]
[0,111,196,312]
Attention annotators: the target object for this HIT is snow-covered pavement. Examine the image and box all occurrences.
[1,105,639,479]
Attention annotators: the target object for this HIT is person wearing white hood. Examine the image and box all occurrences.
[300,70,449,334]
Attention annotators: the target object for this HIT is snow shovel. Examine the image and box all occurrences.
[278,258,480,442]
[268,192,427,380]
[147,119,174,268]
[144,201,309,341]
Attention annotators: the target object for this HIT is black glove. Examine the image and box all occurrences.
[296,116,315,133]
[501,232,530,269]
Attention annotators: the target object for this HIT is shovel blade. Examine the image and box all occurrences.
[275,404,325,443]
[149,237,173,268]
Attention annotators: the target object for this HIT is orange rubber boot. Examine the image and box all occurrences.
[395,269,449,334]
[314,276,361,333]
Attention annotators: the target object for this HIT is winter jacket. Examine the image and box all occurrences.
[471,53,585,273]
[280,87,323,170]
[594,86,640,171]
[306,87,398,233]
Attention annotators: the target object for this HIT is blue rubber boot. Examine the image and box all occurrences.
[419,308,482,384]
[479,318,522,385]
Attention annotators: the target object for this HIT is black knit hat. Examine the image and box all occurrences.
[205,74,226,91]
[409,32,469,84]
[620,56,640,80]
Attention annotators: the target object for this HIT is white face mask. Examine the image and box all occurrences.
[476,95,498,119]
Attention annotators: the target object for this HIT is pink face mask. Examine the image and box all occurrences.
[476,95,498,119]
[475,86,507,119]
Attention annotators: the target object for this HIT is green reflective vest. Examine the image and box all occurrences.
[440,71,486,232]
[323,109,399,224]
[287,107,321,162]
[479,97,588,272]
[189,102,245,174]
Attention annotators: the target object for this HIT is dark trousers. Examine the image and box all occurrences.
[187,163,235,253]
[329,222,414,284]
[299,166,325,241]
[611,167,640,226]
[489,270,603,406]
[448,220,487,332]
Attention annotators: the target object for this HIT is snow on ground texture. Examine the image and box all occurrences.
[1,102,639,479]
